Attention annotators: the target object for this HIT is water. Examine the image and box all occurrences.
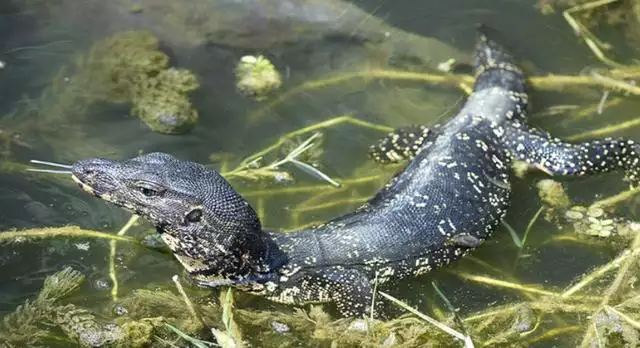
[0,0,639,346]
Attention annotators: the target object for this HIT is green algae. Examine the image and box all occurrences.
[235,55,283,102]
[1,29,199,150]
[131,67,199,134]
[66,29,200,135]
[0,268,198,347]
[0,267,126,347]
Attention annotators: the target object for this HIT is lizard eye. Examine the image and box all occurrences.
[140,187,157,197]
[135,181,165,197]
[185,208,202,223]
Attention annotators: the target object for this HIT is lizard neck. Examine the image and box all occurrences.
[160,223,290,288]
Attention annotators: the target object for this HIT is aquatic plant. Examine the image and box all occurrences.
[0,265,212,347]
[0,267,126,347]
[536,0,640,67]
[0,29,199,156]
[71,30,200,135]
[235,55,282,102]
[130,67,200,134]
[536,179,572,221]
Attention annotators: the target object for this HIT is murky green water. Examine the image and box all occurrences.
[1,0,639,346]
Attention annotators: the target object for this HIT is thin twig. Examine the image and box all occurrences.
[172,274,207,329]
[432,281,469,336]
[240,174,388,198]
[524,325,584,345]
[596,90,609,114]
[561,249,636,298]
[109,214,140,301]
[224,115,393,177]
[590,187,640,208]
[604,306,640,330]
[579,223,640,347]
[562,0,625,68]
[378,290,474,346]
[0,226,139,243]
[521,207,544,247]
[567,117,640,140]
[248,69,640,123]
[455,272,560,297]
[292,197,369,214]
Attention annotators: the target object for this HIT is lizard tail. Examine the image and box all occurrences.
[472,24,527,94]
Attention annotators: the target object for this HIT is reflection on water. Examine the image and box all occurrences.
[0,0,639,346]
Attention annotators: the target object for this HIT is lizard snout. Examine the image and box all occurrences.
[71,158,119,196]
[72,158,113,180]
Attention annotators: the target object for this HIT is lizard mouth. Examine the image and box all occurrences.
[71,174,117,202]
[69,157,121,201]
[72,174,97,195]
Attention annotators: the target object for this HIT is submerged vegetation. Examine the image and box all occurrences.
[537,0,640,66]
[235,55,283,102]
[1,0,640,347]
[1,195,640,347]
[0,29,199,147]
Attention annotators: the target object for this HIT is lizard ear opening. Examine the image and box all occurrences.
[184,208,203,223]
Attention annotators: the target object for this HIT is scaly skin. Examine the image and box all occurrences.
[70,25,640,318]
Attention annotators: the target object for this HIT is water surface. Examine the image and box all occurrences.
[0,0,638,346]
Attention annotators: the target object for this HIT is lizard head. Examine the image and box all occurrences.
[71,152,278,282]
